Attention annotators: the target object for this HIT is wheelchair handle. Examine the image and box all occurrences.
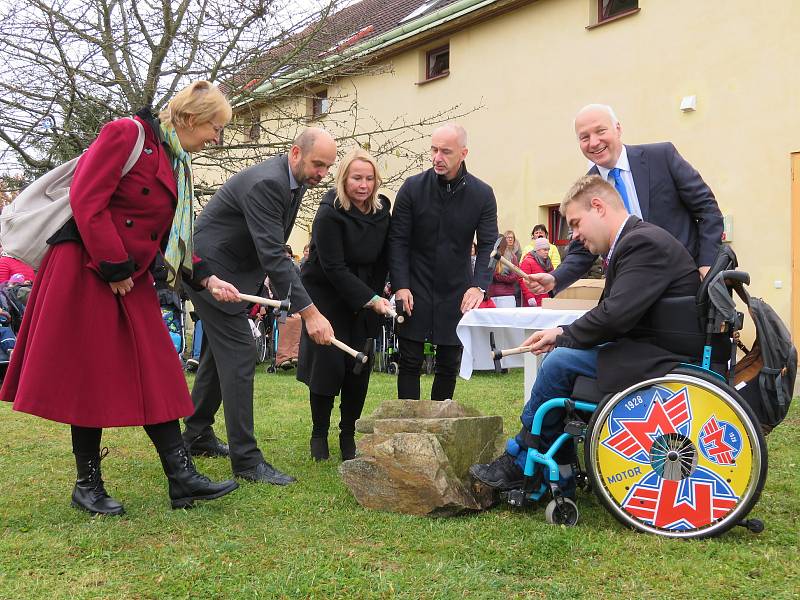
[490,345,532,361]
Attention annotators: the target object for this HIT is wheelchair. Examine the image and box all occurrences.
[503,247,768,539]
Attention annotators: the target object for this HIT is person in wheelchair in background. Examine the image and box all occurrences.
[471,175,711,496]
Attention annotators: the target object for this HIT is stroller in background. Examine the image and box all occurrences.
[159,288,185,359]
[0,281,28,380]
[0,280,31,334]
[249,280,301,374]
[152,254,186,363]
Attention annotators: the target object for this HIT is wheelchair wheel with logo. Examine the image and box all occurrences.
[584,367,767,539]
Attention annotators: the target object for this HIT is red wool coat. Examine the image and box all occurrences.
[0,116,194,427]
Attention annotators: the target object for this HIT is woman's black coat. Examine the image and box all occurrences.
[388,164,498,345]
[296,189,390,395]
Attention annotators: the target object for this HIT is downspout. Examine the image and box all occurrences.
[237,0,500,105]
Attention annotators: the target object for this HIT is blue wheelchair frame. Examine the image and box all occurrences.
[519,361,726,504]
[520,399,598,502]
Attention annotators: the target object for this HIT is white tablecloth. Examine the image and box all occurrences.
[456,307,587,401]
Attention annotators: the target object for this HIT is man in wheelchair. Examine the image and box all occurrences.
[470,174,713,497]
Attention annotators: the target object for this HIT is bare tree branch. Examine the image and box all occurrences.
[0,0,483,218]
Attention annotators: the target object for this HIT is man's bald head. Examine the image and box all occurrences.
[432,123,468,147]
[293,127,335,154]
[290,127,337,187]
[430,123,469,180]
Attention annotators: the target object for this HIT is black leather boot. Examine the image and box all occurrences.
[339,434,357,461]
[310,437,329,461]
[159,445,239,509]
[72,449,125,516]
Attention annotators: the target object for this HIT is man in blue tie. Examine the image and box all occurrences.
[525,104,723,297]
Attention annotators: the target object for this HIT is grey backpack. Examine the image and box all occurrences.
[0,118,144,268]
[734,293,797,434]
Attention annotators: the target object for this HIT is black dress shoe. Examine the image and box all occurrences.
[185,435,229,458]
[469,453,524,490]
[234,461,297,486]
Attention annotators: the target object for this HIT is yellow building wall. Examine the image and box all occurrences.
[220,0,799,332]
[306,0,800,330]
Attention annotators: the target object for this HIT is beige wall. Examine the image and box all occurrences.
[228,0,800,332]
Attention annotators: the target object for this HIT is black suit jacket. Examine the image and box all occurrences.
[192,154,311,315]
[557,218,701,392]
[553,142,722,294]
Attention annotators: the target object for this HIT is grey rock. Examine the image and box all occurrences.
[340,400,504,516]
[355,399,480,434]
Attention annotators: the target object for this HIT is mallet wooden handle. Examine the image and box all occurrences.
[331,336,368,363]
[498,255,528,278]
[490,345,532,360]
[235,292,284,308]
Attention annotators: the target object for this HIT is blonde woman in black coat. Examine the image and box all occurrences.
[297,147,392,461]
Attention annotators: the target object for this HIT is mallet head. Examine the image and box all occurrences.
[352,338,374,375]
[395,298,406,323]
[489,331,502,374]
[277,283,293,323]
[487,235,508,271]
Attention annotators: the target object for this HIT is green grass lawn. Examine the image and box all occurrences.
[0,369,798,599]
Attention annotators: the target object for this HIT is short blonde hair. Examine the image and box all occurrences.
[335,147,383,213]
[159,80,232,129]
[560,175,624,215]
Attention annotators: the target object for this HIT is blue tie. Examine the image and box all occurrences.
[610,168,632,214]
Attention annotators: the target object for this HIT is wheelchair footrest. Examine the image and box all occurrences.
[503,489,527,508]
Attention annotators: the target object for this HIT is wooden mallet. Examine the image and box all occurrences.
[236,292,290,311]
[488,235,528,278]
[214,290,291,322]
[385,306,405,323]
[331,336,373,375]
[489,344,532,362]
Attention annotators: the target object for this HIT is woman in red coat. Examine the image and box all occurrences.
[0,81,241,515]
[519,237,554,307]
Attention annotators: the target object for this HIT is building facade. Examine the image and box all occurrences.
[217,0,800,342]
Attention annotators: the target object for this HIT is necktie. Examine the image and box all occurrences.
[609,168,632,214]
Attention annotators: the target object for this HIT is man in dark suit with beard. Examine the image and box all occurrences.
[182,128,336,485]
[470,175,702,492]
[526,104,722,297]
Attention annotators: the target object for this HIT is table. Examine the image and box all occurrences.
[456,307,586,402]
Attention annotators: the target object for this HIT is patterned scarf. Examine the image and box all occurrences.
[533,251,553,273]
[159,122,193,290]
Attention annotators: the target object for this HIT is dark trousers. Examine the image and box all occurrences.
[71,420,182,456]
[397,337,462,400]
[309,368,369,438]
[182,288,264,472]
